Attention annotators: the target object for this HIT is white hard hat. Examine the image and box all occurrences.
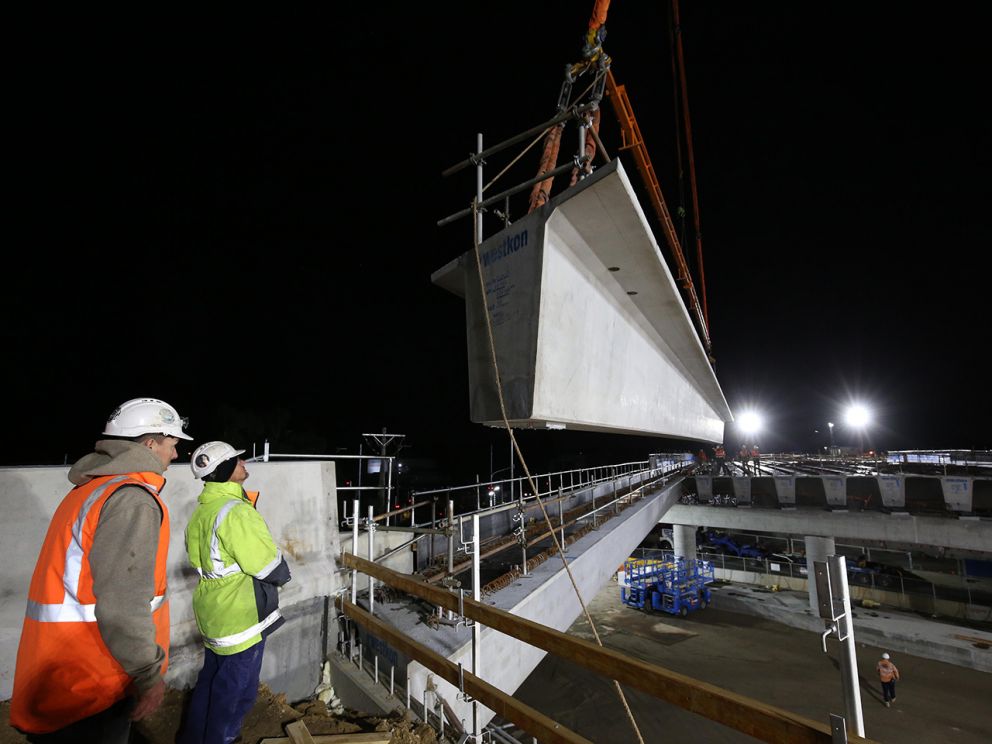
[103,398,193,440]
[191,441,246,479]
[881,653,890,659]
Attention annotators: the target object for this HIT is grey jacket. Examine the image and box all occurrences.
[67,440,169,693]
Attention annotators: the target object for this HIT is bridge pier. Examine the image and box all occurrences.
[672,524,698,561]
[804,535,836,613]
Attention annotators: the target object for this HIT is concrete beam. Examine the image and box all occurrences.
[432,159,731,440]
[661,503,990,552]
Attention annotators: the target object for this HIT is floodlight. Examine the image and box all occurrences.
[844,405,870,429]
[738,411,763,436]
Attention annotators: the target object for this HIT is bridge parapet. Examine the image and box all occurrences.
[682,474,991,517]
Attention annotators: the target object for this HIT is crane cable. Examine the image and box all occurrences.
[528,1,612,214]
[481,67,605,200]
[470,195,646,744]
[668,2,690,257]
[671,0,711,338]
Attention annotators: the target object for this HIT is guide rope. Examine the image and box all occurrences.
[470,198,646,744]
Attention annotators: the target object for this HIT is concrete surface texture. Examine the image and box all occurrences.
[514,580,992,743]
[0,461,342,702]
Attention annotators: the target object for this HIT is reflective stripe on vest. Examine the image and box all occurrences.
[204,608,282,649]
[199,499,283,580]
[196,501,244,579]
[256,549,284,580]
[23,476,166,623]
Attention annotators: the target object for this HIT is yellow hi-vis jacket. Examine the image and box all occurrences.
[185,481,290,655]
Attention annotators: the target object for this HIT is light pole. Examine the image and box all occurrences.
[828,422,835,451]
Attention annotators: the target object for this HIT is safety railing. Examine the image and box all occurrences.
[401,454,692,528]
[247,439,402,524]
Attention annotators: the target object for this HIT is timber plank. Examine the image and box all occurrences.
[286,719,316,744]
[261,734,391,744]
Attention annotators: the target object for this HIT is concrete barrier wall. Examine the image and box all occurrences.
[686,475,990,513]
[0,461,341,701]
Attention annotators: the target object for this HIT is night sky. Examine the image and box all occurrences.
[4,4,988,483]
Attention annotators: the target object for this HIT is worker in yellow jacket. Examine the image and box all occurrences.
[178,441,291,744]
[877,652,900,707]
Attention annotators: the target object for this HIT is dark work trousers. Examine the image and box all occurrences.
[178,640,265,744]
[881,679,896,702]
[25,697,132,744]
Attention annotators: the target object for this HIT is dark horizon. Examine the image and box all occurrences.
[3,4,987,475]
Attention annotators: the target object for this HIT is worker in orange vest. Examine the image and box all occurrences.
[750,444,761,475]
[10,398,193,742]
[737,444,750,475]
[714,444,728,475]
[876,652,900,707]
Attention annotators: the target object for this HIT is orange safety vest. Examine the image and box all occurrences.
[715,447,725,458]
[751,447,760,458]
[877,659,899,683]
[10,472,170,733]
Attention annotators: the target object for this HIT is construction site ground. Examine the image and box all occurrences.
[0,685,438,744]
[513,579,992,743]
[3,578,990,743]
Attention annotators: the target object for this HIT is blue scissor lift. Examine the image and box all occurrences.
[620,553,714,617]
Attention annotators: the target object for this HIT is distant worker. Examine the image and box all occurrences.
[738,444,750,475]
[751,444,761,475]
[876,652,900,707]
[696,448,709,473]
[179,441,292,744]
[11,398,192,742]
[714,443,729,475]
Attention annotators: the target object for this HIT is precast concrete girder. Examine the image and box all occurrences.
[432,159,731,442]
[662,504,990,553]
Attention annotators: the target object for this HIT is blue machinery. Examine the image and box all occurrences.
[620,553,715,617]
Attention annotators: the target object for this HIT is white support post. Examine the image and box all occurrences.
[351,499,359,606]
[472,513,481,743]
[829,555,865,738]
[368,505,375,616]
